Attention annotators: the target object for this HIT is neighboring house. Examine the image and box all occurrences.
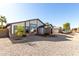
[72,28,79,33]
[7,18,44,37]
[77,28,79,33]
[72,28,77,33]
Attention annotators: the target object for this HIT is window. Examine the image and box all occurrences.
[30,24,37,29]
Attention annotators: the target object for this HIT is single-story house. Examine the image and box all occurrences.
[77,28,79,33]
[7,18,45,38]
[72,28,79,33]
[72,28,77,33]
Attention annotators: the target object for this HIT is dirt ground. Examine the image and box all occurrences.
[0,33,79,56]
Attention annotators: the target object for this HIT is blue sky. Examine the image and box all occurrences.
[0,3,79,28]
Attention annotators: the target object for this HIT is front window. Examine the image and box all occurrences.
[30,24,37,32]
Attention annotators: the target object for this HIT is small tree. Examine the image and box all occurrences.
[63,23,70,32]
[15,25,26,37]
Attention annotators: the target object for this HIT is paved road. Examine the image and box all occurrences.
[0,33,79,56]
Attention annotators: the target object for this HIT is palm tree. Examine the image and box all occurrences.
[0,16,7,29]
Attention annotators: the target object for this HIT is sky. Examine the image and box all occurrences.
[0,3,79,28]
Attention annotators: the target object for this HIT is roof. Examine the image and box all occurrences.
[7,18,45,26]
[38,24,45,28]
[38,24,53,28]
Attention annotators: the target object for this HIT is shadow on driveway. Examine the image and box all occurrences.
[9,34,72,44]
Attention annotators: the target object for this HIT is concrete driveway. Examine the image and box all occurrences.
[0,33,79,56]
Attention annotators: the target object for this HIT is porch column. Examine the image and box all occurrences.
[24,21,26,33]
[36,19,38,28]
[29,20,31,32]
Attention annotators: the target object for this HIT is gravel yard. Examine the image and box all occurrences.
[0,33,79,56]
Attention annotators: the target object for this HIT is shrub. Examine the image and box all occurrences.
[15,25,26,37]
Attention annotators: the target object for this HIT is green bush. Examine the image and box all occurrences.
[15,25,26,37]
